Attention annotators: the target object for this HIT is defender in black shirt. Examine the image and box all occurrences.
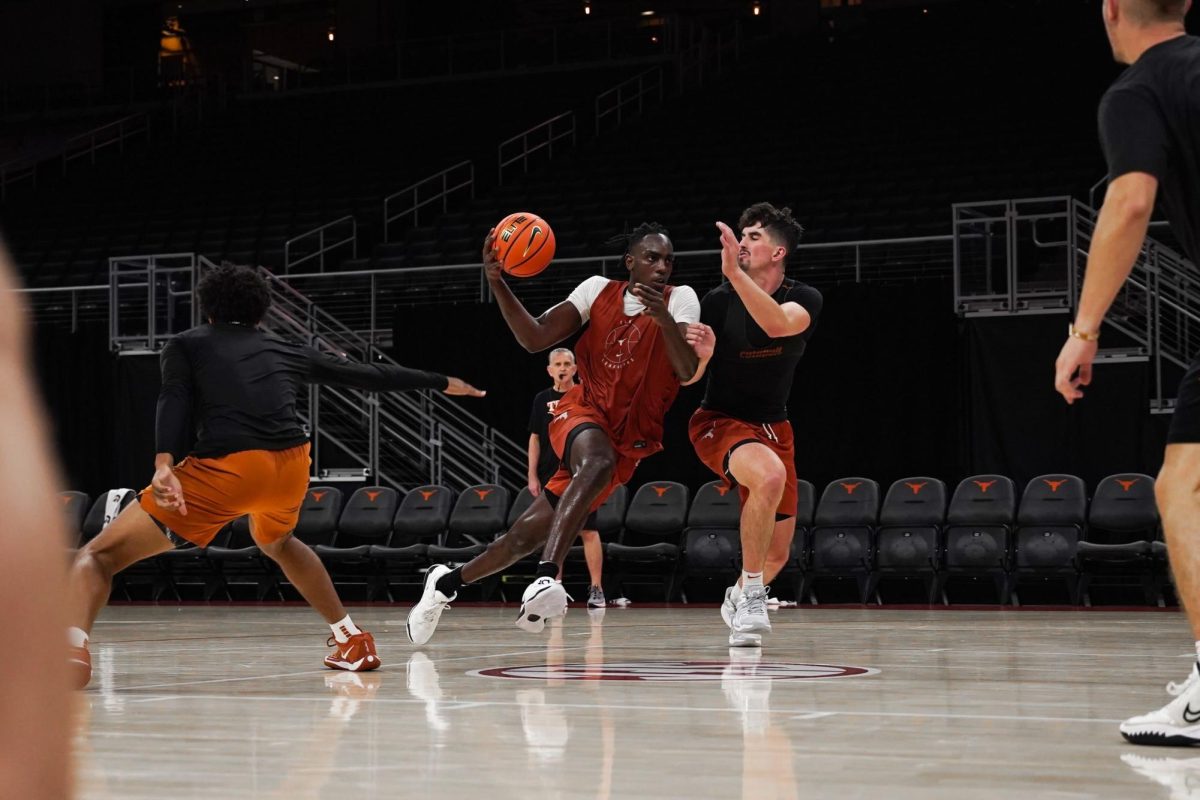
[65,264,484,688]
[685,203,821,648]
[1049,0,1200,746]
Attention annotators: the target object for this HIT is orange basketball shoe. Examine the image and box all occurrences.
[68,643,92,690]
[324,631,381,672]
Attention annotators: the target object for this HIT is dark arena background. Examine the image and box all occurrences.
[2,0,1197,797]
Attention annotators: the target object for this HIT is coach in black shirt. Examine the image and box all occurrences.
[1052,0,1200,746]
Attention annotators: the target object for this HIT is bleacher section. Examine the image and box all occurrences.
[66,470,1172,607]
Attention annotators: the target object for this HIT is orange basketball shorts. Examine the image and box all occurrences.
[139,443,311,547]
[689,408,797,519]
[544,399,640,513]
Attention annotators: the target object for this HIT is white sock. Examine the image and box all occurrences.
[742,570,764,591]
[330,615,362,644]
[68,627,89,649]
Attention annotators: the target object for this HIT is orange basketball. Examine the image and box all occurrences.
[493,212,555,278]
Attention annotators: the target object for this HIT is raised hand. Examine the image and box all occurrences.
[444,377,486,398]
[716,221,741,278]
[482,229,504,283]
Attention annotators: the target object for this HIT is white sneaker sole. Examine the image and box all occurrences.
[1121,721,1200,747]
[516,583,567,633]
[729,631,762,647]
[734,615,772,634]
[406,565,453,645]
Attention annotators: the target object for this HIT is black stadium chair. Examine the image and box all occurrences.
[562,484,629,593]
[807,478,880,604]
[507,486,537,529]
[866,477,947,604]
[206,515,280,600]
[314,486,400,600]
[293,486,344,547]
[1077,473,1160,606]
[372,484,452,598]
[1012,474,1087,605]
[60,491,89,549]
[781,479,816,602]
[681,480,742,599]
[428,484,509,600]
[936,475,1017,604]
[81,488,136,545]
[606,481,689,601]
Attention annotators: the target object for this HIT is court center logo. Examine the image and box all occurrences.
[470,660,878,682]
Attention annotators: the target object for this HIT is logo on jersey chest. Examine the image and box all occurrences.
[545,399,560,416]
[601,319,643,370]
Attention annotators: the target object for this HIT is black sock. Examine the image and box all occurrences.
[537,561,559,579]
[436,566,466,596]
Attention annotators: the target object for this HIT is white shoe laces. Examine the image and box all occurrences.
[743,589,769,617]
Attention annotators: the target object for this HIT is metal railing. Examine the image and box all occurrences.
[952,197,1076,315]
[276,234,954,345]
[62,113,150,175]
[108,253,200,352]
[15,284,108,332]
[677,20,741,92]
[595,66,664,136]
[382,161,475,243]
[283,215,357,274]
[953,195,1200,410]
[0,112,149,200]
[254,266,526,490]
[498,111,576,185]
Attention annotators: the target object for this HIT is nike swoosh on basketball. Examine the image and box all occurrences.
[523,226,542,257]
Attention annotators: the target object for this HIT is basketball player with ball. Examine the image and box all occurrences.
[407,215,710,642]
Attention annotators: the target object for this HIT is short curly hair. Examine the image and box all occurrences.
[738,202,804,257]
[197,262,270,325]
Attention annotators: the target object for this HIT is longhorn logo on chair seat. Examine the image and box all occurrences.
[840,482,862,495]
[420,490,438,501]
[474,488,494,500]
[714,486,730,496]
[653,486,671,497]
[1042,479,1067,493]
[1115,478,1140,492]
[366,491,382,502]
[973,480,997,493]
[310,490,328,502]
[905,482,927,495]
[60,495,72,505]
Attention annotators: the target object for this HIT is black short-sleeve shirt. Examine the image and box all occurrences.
[1099,35,1200,263]
[528,387,568,483]
[699,278,823,423]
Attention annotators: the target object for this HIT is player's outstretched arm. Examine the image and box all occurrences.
[483,229,582,352]
[307,348,484,397]
[716,221,811,337]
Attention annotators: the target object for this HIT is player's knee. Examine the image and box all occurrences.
[752,464,787,499]
[1155,465,1199,515]
[78,541,118,580]
[577,452,616,484]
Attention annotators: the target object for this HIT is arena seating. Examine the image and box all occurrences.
[74,464,1170,605]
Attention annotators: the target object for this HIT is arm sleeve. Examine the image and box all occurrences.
[667,285,701,324]
[565,276,610,325]
[1099,88,1170,182]
[155,338,193,462]
[305,347,450,392]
